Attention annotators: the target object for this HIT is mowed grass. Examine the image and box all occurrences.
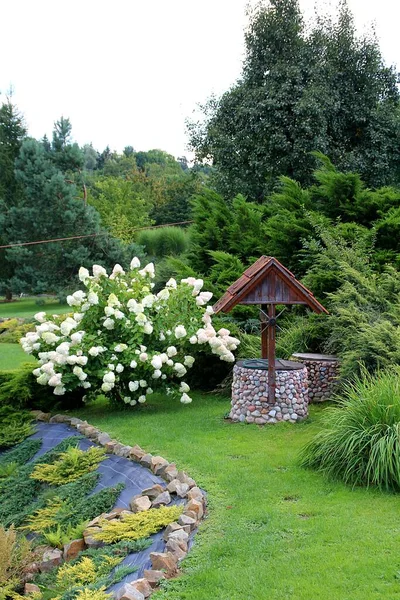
[0,297,69,319]
[0,343,35,370]
[76,394,400,600]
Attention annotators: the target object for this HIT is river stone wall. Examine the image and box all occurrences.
[230,362,309,424]
[290,353,340,402]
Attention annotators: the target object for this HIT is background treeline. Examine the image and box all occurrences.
[2,0,400,380]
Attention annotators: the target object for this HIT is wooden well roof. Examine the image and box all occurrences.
[213,256,328,314]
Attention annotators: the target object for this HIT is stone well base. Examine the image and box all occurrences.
[230,360,309,424]
[290,353,340,402]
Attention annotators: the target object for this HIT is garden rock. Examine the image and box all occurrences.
[39,548,63,572]
[162,463,178,481]
[152,491,171,508]
[163,522,183,541]
[143,570,166,587]
[151,455,169,474]
[130,495,152,512]
[167,528,189,550]
[63,538,85,561]
[97,432,112,446]
[83,527,104,548]
[142,484,164,500]
[49,414,70,423]
[185,499,204,519]
[150,551,177,573]
[114,444,132,458]
[25,584,40,594]
[187,487,204,502]
[130,579,153,598]
[178,514,196,530]
[165,538,187,561]
[140,453,153,469]
[115,583,145,600]
[105,440,119,453]
[129,445,146,461]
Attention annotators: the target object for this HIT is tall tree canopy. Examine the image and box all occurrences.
[189,0,400,200]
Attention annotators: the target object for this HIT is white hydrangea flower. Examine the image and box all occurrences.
[130,399,137,406]
[189,335,198,344]
[152,370,162,379]
[34,311,46,323]
[129,381,139,392]
[33,367,41,377]
[139,262,155,278]
[166,278,177,289]
[130,257,141,269]
[107,293,121,307]
[79,266,90,282]
[130,360,137,368]
[101,382,112,392]
[109,264,125,279]
[174,325,187,339]
[88,291,99,305]
[159,332,166,341]
[93,264,107,278]
[54,385,66,396]
[166,359,173,367]
[48,373,62,387]
[151,355,163,370]
[139,379,147,387]
[70,331,84,344]
[104,306,115,317]
[103,371,116,384]
[174,363,187,377]
[103,318,115,330]
[143,322,153,334]
[116,363,124,373]
[157,288,169,301]
[139,352,148,362]
[167,346,178,357]
[41,331,60,344]
[180,393,192,404]
[114,310,125,320]
[179,382,190,393]
[37,373,50,385]
[146,387,153,395]
[82,381,91,389]
[142,294,155,307]
[114,343,128,352]
[184,355,195,367]
[138,395,146,403]
[135,312,147,325]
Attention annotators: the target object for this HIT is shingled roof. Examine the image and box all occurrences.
[213,256,328,314]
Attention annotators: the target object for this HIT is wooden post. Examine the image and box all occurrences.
[267,303,276,404]
[261,304,268,359]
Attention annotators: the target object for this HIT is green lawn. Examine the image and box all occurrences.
[0,297,69,319]
[75,394,400,600]
[0,343,35,370]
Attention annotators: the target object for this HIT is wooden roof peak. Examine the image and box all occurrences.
[213,255,328,315]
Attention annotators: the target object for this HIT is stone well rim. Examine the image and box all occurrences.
[291,352,339,362]
[236,358,305,371]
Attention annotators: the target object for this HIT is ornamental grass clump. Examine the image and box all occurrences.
[30,446,106,485]
[20,257,240,407]
[94,505,182,543]
[300,369,400,490]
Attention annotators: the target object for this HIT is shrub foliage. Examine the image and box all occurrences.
[300,369,400,490]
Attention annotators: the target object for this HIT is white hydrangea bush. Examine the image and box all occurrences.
[20,258,240,406]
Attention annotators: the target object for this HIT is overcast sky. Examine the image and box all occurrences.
[1,0,399,158]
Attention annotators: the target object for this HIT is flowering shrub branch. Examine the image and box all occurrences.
[21,258,240,406]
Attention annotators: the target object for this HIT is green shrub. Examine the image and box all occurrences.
[0,438,41,469]
[0,363,84,411]
[300,369,400,490]
[94,505,182,543]
[0,525,33,597]
[0,407,35,449]
[137,226,189,257]
[42,521,89,549]
[31,446,106,485]
[0,319,35,343]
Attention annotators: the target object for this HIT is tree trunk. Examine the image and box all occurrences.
[5,288,12,302]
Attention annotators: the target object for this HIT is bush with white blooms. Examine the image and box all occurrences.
[20,258,240,406]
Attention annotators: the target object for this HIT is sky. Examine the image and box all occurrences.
[1,0,400,159]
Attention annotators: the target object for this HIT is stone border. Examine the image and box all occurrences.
[31,411,207,600]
